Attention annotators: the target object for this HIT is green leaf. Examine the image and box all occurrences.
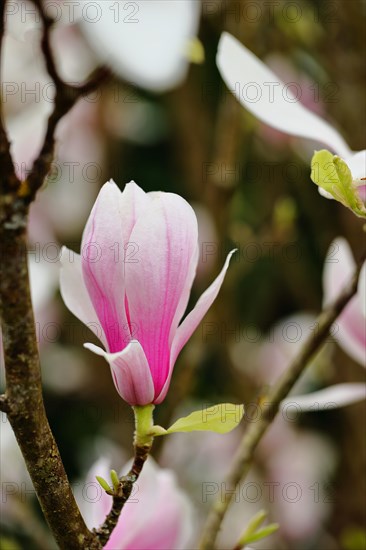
[96,476,112,493]
[241,523,279,545]
[235,509,279,548]
[160,403,244,435]
[110,470,120,491]
[149,425,168,437]
[240,509,268,538]
[310,150,366,218]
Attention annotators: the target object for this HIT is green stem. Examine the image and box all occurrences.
[94,405,155,546]
[133,404,155,447]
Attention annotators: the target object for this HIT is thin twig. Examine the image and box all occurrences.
[22,0,110,202]
[199,256,364,550]
[0,0,20,194]
[94,444,151,546]
[0,228,102,549]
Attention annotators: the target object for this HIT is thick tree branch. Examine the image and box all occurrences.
[0,227,102,549]
[199,256,364,550]
[0,1,109,547]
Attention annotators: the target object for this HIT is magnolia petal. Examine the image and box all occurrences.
[79,457,113,528]
[60,247,107,346]
[358,185,366,203]
[323,237,355,306]
[79,0,201,92]
[101,458,194,550]
[81,180,129,352]
[84,340,155,406]
[345,150,366,181]
[318,187,334,200]
[29,256,59,312]
[172,249,236,361]
[115,466,194,550]
[334,296,366,366]
[358,262,366,319]
[110,458,159,548]
[323,238,365,366]
[119,180,150,246]
[281,383,366,411]
[125,193,198,399]
[156,249,236,404]
[216,32,351,158]
[170,243,199,339]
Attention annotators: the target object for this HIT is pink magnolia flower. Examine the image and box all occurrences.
[323,238,366,367]
[60,180,235,405]
[79,457,194,550]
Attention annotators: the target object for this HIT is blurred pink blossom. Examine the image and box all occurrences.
[260,418,337,542]
[79,457,194,550]
[323,237,366,366]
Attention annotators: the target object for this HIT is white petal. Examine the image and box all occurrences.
[216,32,351,157]
[358,262,366,319]
[79,0,201,91]
[318,187,334,200]
[60,247,107,346]
[29,256,58,312]
[281,383,366,411]
[323,237,355,307]
[345,150,366,181]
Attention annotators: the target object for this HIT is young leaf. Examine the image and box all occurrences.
[110,470,120,491]
[239,509,267,538]
[164,403,244,435]
[235,509,279,548]
[241,523,279,545]
[311,150,366,218]
[96,476,112,493]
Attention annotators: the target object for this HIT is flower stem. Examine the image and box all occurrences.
[133,404,155,447]
[94,405,155,546]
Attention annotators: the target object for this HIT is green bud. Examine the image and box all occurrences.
[110,470,120,491]
[96,476,112,493]
[235,509,279,548]
[311,150,366,218]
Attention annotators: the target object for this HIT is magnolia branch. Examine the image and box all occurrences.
[0,0,108,547]
[94,443,151,546]
[199,257,364,550]
[23,0,110,202]
[0,1,20,194]
[93,405,154,545]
